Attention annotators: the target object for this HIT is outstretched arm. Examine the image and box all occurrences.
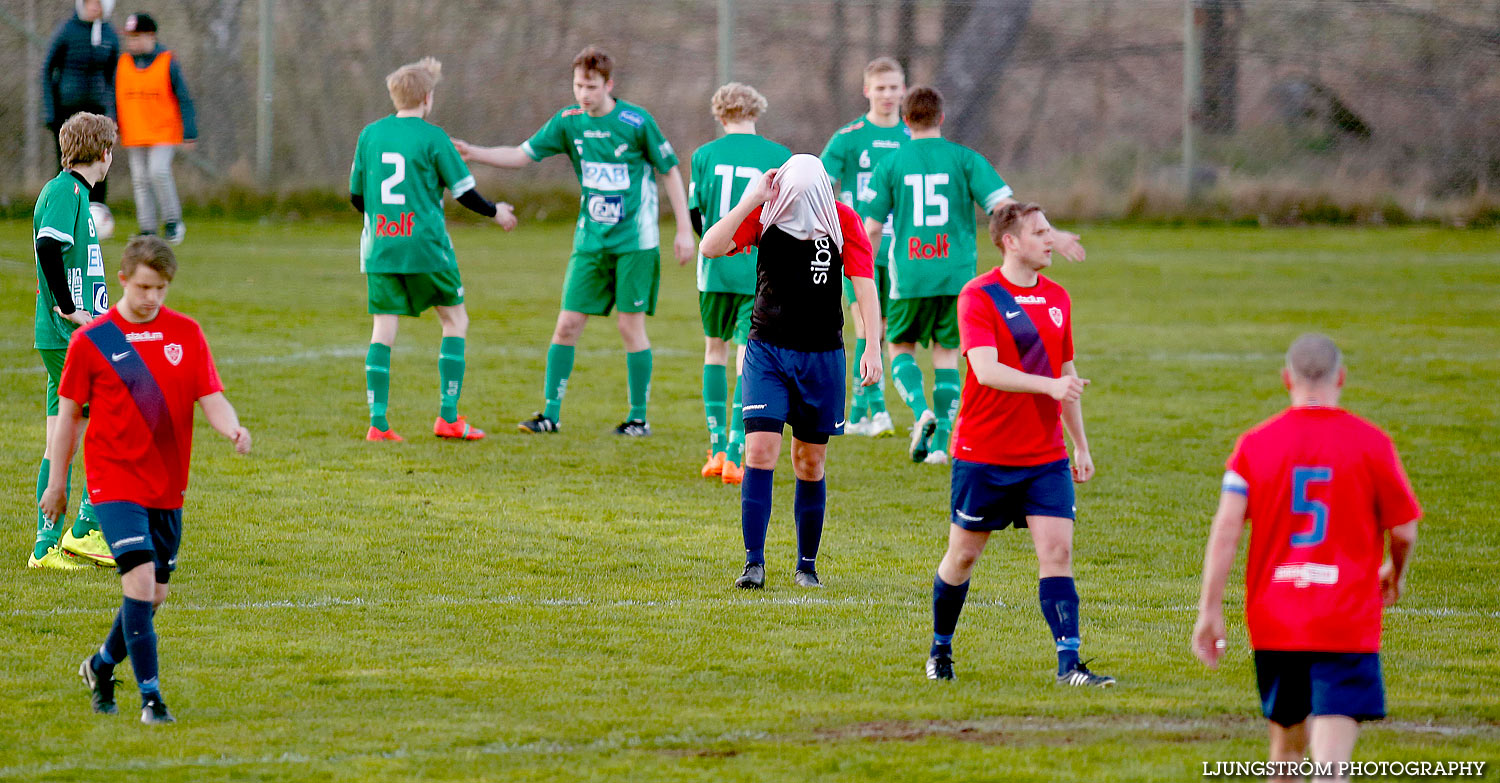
[1192,490,1248,668]
[199,392,252,455]
[451,139,534,169]
[662,165,694,265]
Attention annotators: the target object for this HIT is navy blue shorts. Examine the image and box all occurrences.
[740,339,846,444]
[95,502,182,583]
[1255,650,1385,726]
[950,458,1076,531]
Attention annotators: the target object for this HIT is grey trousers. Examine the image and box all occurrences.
[127,145,181,233]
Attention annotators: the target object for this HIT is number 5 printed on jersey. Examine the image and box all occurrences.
[1290,467,1332,547]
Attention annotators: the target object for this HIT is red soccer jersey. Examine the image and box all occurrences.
[59,306,224,509]
[1226,407,1422,652]
[951,268,1074,467]
[728,202,874,279]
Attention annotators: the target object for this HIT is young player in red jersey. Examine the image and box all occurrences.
[700,154,882,589]
[39,235,251,724]
[923,203,1112,687]
[1193,333,1421,778]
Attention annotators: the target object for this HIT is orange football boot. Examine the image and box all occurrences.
[366,426,405,442]
[701,450,727,478]
[721,458,745,485]
[434,416,486,440]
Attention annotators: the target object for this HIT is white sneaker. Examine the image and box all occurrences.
[844,415,870,436]
[923,450,950,465]
[867,411,894,438]
[909,410,937,463]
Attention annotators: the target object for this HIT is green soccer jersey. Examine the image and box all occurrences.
[689,133,792,294]
[33,171,107,350]
[523,99,680,254]
[859,137,1013,300]
[820,116,911,267]
[350,115,474,274]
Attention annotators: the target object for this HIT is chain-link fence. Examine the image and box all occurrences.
[3,0,1497,220]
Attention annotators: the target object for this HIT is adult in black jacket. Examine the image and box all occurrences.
[42,0,118,205]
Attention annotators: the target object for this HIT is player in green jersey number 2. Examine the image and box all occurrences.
[819,56,909,439]
[456,46,695,437]
[28,113,118,571]
[859,87,1085,466]
[350,58,518,443]
[688,83,791,485]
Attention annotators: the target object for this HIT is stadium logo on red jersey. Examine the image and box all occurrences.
[164,343,183,366]
[376,212,415,237]
[1049,307,1064,327]
[908,234,949,259]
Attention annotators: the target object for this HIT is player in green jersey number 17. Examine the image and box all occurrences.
[688,82,791,485]
[859,87,1085,467]
[819,56,909,439]
[29,112,118,571]
[456,46,695,437]
[350,58,517,443]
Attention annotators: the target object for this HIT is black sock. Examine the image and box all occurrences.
[931,573,971,657]
[793,478,826,573]
[1039,576,1081,674]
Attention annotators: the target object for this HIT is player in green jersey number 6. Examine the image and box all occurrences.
[350,58,518,443]
[820,56,909,439]
[688,83,791,484]
[28,112,118,571]
[859,86,1085,466]
[456,46,695,437]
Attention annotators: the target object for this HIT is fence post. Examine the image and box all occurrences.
[718,0,734,87]
[1183,0,1201,201]
[256,0,275,188]
[24,0,39,186]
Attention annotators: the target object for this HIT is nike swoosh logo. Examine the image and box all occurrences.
[633,299,646,306]
[835,419,846,427]
[110,351,129,362]
[1005,311,1021,319]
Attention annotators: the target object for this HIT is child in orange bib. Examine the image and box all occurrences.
[116,12,195,243]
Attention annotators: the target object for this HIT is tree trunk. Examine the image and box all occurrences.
[934,0,1035,145]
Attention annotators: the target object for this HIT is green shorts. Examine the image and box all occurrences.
[40,348,66,416]
[887,295,960,349]
[367,269,464,317]
[699,291,754,343]
[562,249,661,316]
[39,347,89,418]
[843,265,892,318]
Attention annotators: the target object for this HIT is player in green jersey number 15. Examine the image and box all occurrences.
[859,87,1085,467]
[456,47,695,437]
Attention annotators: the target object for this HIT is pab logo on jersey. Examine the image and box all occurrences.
[376,212,416,237]
[618,110,645,128]
[1049,306,1064,327]
[909,234,950,259]
[582,161,630,191]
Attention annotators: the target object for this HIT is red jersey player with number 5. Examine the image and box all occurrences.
[1193,333,1421,776]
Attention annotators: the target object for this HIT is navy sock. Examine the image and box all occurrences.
[741,467,774,566]
[121,596,160,696]
[1039,576,1082,674]
[931,573,971,657]
[793,478,826,573]
[96,608,128,671]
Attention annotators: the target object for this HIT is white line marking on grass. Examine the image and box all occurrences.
[9,593,1492,620]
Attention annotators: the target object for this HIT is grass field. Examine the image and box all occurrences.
[1,218,1496,781]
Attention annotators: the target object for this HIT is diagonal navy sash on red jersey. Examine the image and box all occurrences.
[978,282,1053,376]
[82,319,184,490]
